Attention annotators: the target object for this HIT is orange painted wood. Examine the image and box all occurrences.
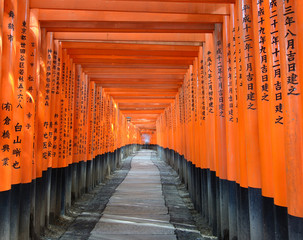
[197,46,207,169]
[213,23,227,180]
[0,0,16,191]
[54,32,207,43]
[62,42,200,52]
[30,0,230,15]
[204,33,216,171]
[234,1,247,187]
[38,9,224,23]
[67,49,198,57]
[11,0,28,185]
[277,0,303,218]
[252,0,274,198]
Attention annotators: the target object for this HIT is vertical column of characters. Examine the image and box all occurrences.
[95,86,101,157]
[86,81,95,162]
[28,9,40,181]
[91,84,97,158]
[57,47,66,169]
[62,50,70,168]
[45,32,53,170]
[252,0,275,203]
[65,55,71,164]
[193,58,200,168]
[264,1,289,238]
[189,65,195,164]
[214,23,227,182]
[81,74,88,162]
[24,11,36,183]
[0,0,17,192]
[277,0,303,225]
[49,40,58,168]
[234,2,250,239]
[52,41,61,168]
[202,44,209,171]
[198,46,206,170]
[46,39,55,171]
[11,0,27,185]
[192,60,199,167]
[234,1,248,190]
[224,14,237,184]
[238,0,262,190]
[38,31,53,173]
[67,60,75,165]
[72,65,82,165]
[205,34,216,173]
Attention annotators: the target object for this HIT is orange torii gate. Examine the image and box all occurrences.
[0,0,303,240]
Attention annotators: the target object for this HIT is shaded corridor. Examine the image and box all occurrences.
[43,150,213,240]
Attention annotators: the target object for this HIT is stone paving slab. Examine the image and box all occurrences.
[88,150,177,240]
[89,234,177,240]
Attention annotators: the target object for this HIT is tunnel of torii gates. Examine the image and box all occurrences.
[0,0,303,239]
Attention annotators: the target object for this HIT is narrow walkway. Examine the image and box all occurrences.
[89,150,176,240]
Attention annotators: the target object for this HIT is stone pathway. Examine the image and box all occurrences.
[88,150,177,240]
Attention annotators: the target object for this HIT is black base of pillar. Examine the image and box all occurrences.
[10,183,21,240]
[19,182,31,240]
[288,214,303,240]
[274,205,288,240]
[0,190,11,240]
[228,181,238,240]
[238,186,250,239]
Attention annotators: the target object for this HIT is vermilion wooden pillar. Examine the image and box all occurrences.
[277,0,303,238]
[234,1,249,238]
[0,0,16,239]
[213,23,228,239]
[251,1,276,239]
